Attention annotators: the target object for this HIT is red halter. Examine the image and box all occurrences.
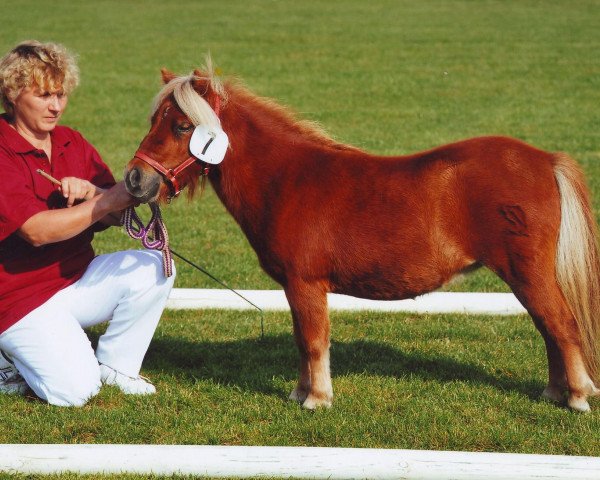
[134,96,221,198]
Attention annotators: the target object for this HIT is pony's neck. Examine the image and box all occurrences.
[207,82,367,244]
[209,101,288,233]
[210,85,334,224]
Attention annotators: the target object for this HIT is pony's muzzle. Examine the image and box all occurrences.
[124,165,161,203]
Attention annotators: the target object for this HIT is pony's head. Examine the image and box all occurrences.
[125,62,227,203]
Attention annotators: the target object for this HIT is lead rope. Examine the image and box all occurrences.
[121,203,265,338]
[121,204,173,277]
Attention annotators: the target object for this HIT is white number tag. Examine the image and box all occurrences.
[189,125,229,165]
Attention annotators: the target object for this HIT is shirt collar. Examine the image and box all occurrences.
[0,113,71,154]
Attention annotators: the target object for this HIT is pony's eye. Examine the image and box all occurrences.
[175,123,194,134]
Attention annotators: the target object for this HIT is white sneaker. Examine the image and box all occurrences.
[99,364,156,395]
[0,351,28,395]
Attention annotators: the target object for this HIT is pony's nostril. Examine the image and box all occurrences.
[124,167,160,203]
[125,167,141,192]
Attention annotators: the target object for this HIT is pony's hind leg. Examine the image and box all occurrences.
[537,326,568,404]
[509,274,599,411]
[285,280,333,409]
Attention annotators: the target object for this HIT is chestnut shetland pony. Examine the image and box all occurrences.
[125,65,600,412]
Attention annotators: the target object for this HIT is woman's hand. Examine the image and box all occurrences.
[96,182,140,226]
[59,177,102,207]
[100,181,139,211]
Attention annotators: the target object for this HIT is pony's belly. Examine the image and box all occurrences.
[333,288,426,301]
[330,261,479,301]
[330,277,441,301]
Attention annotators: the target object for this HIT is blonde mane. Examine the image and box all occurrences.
[226,80,360,152]
[151,57,226,128]
[152,57,359,153]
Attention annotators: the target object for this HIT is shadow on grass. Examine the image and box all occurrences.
[130,333,544,402]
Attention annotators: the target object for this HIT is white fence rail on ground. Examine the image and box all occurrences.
[0,444,598,479]
[166,289,527,315]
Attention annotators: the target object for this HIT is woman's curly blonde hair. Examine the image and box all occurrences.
[0,40,79,117]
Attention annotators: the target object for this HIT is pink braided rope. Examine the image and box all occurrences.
[121,204,173,277]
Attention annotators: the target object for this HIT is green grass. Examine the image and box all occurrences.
[1,0,600,475]
[2,0,598,292]
[2,310,600,455]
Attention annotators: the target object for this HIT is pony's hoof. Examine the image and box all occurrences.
[302,394,332,410]
[541,386,565,404]
[289,387,308,404]
[567,394,591,413]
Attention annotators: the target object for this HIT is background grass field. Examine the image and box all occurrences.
[1,0,600,474]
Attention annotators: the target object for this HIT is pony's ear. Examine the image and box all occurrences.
[191,69,212,97]
[161,68,176,84]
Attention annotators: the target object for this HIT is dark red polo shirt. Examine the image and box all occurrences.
[0,114,115,333]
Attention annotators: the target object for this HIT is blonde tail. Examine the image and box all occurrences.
[554,153,600,382]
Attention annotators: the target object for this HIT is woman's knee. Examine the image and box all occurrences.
[48,380,101,407]
[31,371,101,407]
[10,335,103,407]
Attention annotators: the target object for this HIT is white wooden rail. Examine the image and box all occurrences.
[1,444,599,479]
[166,289,527,314]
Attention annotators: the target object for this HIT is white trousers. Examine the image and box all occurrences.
[0,249,175,407]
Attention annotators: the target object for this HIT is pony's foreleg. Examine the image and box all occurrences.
[289,316,311,404]
[285,281,333,409]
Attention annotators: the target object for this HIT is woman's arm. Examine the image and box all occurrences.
[18,181,135,246]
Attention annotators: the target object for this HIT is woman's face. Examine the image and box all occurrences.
[12,85,68,136]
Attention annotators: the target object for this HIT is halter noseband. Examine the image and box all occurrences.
[134,96,221,198]
[133,150,208,198]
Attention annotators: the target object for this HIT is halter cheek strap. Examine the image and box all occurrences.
[213,95,221,117]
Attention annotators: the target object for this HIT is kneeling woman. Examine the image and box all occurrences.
[0,40,175,406]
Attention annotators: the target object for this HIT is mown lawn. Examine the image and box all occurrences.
[2,310,600,453]
[2,0,598,292]
[0,0,599,477]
